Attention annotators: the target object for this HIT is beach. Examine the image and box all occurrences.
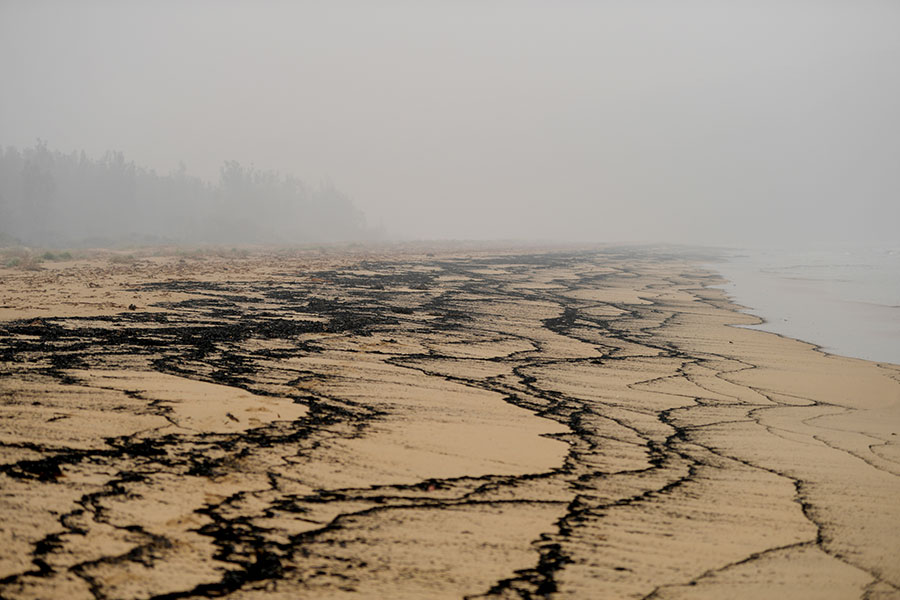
[0,246,898,599]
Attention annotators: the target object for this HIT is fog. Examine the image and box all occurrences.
[2,1,899,246]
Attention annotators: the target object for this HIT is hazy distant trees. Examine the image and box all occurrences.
[0,141,368,246]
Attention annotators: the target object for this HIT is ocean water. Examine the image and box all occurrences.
[711,245,900,366]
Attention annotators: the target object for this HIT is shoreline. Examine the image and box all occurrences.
[0,246,897,598]
[708,268,900,371]
[710,246,900,367]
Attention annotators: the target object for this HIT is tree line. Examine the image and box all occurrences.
[0,141,370,246]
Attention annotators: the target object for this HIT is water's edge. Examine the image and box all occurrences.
[708,246,900,366]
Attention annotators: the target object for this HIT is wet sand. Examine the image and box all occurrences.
[0,246,898,599]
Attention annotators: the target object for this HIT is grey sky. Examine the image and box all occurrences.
[2,0,899,245]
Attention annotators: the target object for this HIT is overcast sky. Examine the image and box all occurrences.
[2,1,899,245]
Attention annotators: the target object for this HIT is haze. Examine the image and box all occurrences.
[2,0,899,246]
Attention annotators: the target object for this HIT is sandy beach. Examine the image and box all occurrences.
[0,246,898,599]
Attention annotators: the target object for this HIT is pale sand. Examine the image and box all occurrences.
[0,247,897,599]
